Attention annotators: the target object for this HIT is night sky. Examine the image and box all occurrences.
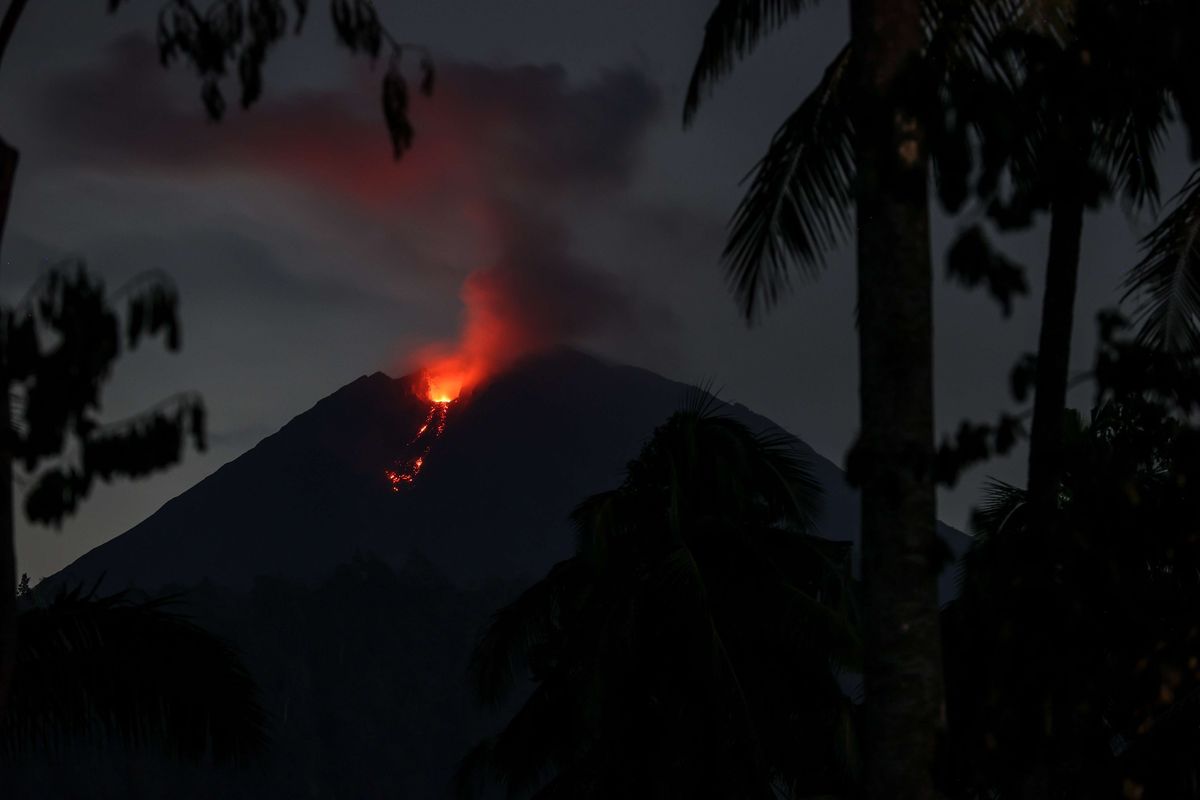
[0,1,1188,581]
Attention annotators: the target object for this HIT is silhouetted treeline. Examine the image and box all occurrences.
[2,553,518,799]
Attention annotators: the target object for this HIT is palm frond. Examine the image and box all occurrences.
[486,678,573,797]
[467,558,590,708]
[748,424,824,528]
[724,43,853,321]
[1098,91,1170,212]
[683,0,822,124]
[682,378,724,419]
[923,0,1024,77]
[1,586,267,764]
[462,405,851,797]
[452,739,496,800]
[771,576,862,667]
[526,754,602,800]
[969,478,1025,539]
[1121,168,1200,351]
[482,587,633,799]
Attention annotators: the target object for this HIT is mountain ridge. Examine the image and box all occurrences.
[49,348,969,599]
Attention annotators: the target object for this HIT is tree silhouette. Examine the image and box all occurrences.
[681,2,1019,795]
[968,0,1200,533]
[685,5,1200,791]
[456,401,860,799]
[942,317,1200,798]
[0,261,205,724]
[2,583,267,764]
[0,0,434,722]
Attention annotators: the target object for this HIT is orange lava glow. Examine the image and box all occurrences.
[385,402,452,490]
[426,374,463,404]
[402,263,550,407]
[419,357,480,405]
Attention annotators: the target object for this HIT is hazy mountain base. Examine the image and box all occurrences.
[2,552,519,799]
[45,350,970,599]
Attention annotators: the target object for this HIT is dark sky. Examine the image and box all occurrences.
[1,1,1190,581]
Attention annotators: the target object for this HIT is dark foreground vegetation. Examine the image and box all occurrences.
[3,554,515,798]
[2,0,1200,798]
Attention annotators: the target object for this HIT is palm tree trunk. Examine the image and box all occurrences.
[849,1,943,799]
[0,358,12,721]
[1026,188,1084,521]
[0,0,30,726]
[0,135,16,720]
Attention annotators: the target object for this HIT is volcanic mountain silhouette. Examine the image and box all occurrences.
[52,348,968,598]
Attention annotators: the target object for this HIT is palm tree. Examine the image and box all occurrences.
[680,2,1021,796]
[1,582,268,764]
[456,401,860,799]
[684,5,1197,790]
[985,1,1200,524]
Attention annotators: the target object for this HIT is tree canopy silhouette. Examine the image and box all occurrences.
[1,583,267,765]
[942,315,1200,798]
[0,260,206,724]
[683,1,1001,795]
[457,400,859,800]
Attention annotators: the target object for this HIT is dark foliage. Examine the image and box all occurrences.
[458,402,859,799]
[0,583,266,764]
[941,319,1200,799]
[945,225,1028,318]
[3,554,514,799]
[113,0,433,158]
[1122,169,1200,352]
[722,44,854,321]
[2,261,205,525]
[683,0,820,124]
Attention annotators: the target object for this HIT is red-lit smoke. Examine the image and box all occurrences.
[409,268,535,403]
[43,37,660,405]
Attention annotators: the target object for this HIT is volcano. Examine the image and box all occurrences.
[51,348,968,597]
[19,349,970,799]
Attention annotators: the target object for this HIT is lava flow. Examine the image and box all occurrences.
[384,373,459,490]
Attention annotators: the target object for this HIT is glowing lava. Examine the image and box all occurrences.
[426,375,463,405]
[385,394,453,491]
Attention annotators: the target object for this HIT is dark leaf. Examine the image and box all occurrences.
[419,56,435,97]
[1009,352,1037,403]
[381,66,414,159]
[292,0,309,32]
[6,313,39,382]
[1120,169,1200,351]
[946,225,1029,316]
[238,48,264,109]
[190,401,207,452]
[724,44,853,321]
[24,468,91,527]
[201,78,226,121]
[683,0,821,124]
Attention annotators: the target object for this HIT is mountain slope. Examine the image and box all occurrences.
[52,348,968,598]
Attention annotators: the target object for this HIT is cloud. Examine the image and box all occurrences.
[32,33,667,381]
[34,34,660,206]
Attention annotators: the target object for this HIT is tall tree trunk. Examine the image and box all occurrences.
[1021,133,1086,800]
[0,0,31,726]
[1026,188,1084,521]
[0,135,16,718]
[849,2,943,799]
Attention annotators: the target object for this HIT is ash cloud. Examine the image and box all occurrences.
[31,33,668,374]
